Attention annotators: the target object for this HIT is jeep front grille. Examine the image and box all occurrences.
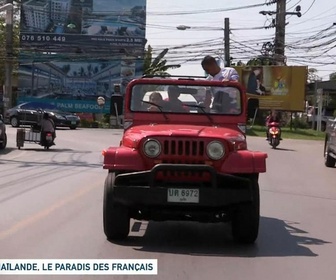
[163,140,205,157]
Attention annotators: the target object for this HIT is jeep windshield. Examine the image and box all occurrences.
[130,84,242,115]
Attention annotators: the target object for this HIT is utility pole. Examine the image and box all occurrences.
[224,18,230,67]
[260,1,301,65]
[4,0,13,114]
[274,0,286,65]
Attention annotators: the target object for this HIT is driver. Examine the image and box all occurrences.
[265,110,282,140]
[163,86,187,112]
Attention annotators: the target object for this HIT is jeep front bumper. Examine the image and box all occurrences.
[112,164,253,209]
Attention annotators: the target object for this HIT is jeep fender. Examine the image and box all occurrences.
[103,147,145,171]
[220,150,267,173]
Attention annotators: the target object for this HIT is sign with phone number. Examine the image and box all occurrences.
[20,33,147,48]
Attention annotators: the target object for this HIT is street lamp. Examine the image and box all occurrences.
[176,18,231,66]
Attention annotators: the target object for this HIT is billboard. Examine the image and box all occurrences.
[18,0,147,113]
[17,55,144,113]
[20,0,147,51]
[234,66,307,111]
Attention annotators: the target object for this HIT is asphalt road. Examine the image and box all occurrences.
[1,126,336,280]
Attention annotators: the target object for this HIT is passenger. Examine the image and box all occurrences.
[212,91,238,114]
[147,92,163,111]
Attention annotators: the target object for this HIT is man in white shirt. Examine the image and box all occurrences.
[201,55,241,111]
[201,55,239,82]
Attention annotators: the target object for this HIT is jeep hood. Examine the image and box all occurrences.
[123,124,244,147]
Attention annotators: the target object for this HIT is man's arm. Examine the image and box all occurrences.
[222,68,239,82]
[229,68,239,81]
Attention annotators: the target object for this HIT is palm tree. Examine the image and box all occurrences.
[143,45,180,76]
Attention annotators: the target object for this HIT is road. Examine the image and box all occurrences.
[1,126,336,280]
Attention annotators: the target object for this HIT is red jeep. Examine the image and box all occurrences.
[103,76,267,244]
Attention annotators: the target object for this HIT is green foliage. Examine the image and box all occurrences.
[330,72,336,81]
[246,56,277,66]
[143,45,180,76]
[0,12,20,85]
[291,117,310,129]
[246,125,325,141]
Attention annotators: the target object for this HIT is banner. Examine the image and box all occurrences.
[234,66,307,111]
[20,0,147,51]
[17,56,144,113]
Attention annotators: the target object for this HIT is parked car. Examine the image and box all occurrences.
[0,114,7,149]
[307,106,335,131]
[4,102,80,129]
[324,117,336,167]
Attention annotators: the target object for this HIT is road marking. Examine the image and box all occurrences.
[0,183,100,240]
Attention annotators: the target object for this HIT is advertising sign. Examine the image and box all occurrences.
[18,0,147,113]
[17,56,144,113]
[20,0,147,51]
[234,66,307,111]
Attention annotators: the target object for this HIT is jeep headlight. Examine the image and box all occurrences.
[143,139,161,158]
[206,141,225,160]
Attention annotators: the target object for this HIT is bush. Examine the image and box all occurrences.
[291,117,309,129]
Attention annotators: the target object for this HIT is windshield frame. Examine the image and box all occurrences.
[127,79,244,117]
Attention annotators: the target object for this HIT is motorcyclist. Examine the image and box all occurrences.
[40,112,56,145]
[265,110,282,140]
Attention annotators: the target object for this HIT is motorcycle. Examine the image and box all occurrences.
[267,122,281,149]
[40,131,55,150]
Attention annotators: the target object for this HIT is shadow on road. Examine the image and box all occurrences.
[0,151,102,169]
[111,216,330,257]
[271,147,296,152]
[15,148,75,152]
[0,147,17,155]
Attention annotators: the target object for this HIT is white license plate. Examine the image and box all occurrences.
[167,188,199,203]
[46,135,52,141]
[71,121,76,125]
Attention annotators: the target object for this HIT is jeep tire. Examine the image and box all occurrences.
[231,175,260,244]
[324,143,336,168]
[0,133,7,149]
[103,172,130,240]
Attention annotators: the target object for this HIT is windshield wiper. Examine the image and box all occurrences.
[142,101,169,120]
[183,104,216,125]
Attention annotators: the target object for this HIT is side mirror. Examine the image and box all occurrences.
[247,98,259,119]
[110,95,124,116]
[0,114,3,121]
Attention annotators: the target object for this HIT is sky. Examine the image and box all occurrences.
[145,0,336,81]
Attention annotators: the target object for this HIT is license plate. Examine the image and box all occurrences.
[71,121,76,125]
[46,135,52,141]
[167,188,199,203]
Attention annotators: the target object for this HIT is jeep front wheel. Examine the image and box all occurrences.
[231,175,260,244]
[103,172,130,240]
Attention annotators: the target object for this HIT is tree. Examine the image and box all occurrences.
[143,45,180,76]
[307,68,321,83]
[0,2,20,86]
[246,56,277,66]
[329,72,336,81]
